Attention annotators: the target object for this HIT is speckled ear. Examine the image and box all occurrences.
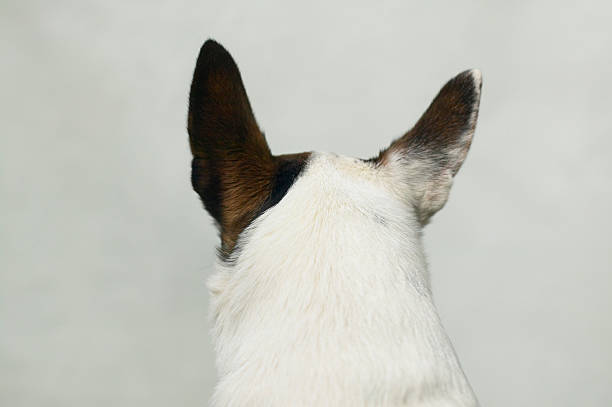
[376,70,482,223]
[187,40,309,256]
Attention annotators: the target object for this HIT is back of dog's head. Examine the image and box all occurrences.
[188,40,482,260]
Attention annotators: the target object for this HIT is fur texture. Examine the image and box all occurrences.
[187,40,482,406]
[188,40,310,255]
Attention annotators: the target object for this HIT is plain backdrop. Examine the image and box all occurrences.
[1,1,611,406]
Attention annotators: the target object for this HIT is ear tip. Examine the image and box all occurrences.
[468,69,482,89]
[202,38,222,49]
[192,39,239,83]
[455,69,482,91]
[199,38,230,59]
[444,69,482,112]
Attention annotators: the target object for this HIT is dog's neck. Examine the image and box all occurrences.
[187,42,482,406]
[207,153,478,406]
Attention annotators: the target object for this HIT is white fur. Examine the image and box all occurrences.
[207,153,478,406]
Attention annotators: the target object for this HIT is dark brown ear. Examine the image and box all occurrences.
[376,70,482,223]
[188,40,309,255]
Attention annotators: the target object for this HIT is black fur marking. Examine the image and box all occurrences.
[259,157,308,215]
[218,154,309,264]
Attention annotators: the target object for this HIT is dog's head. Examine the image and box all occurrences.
[188,40,481,259]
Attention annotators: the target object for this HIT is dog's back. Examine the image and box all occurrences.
[188,40,482,406]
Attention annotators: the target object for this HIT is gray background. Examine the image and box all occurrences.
[2,1,611,406]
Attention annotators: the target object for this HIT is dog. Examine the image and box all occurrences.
[187,39,482,406]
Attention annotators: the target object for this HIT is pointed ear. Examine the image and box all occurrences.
[187,40,310,255]
[188,40,270,161]
[376,70,482,224]
[188,40,274,250]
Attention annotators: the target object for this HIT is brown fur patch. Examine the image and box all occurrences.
[188,40,310,255]
[375,70,481,175]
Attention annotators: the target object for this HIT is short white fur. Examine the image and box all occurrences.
[207,153,479,406]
